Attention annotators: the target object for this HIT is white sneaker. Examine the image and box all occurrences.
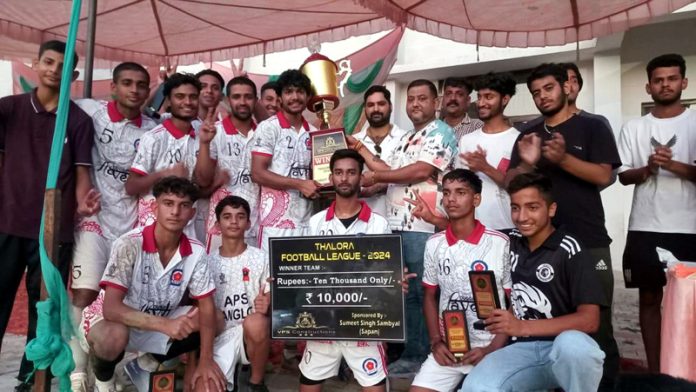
[93,377,116,392]
[70,372,89,392]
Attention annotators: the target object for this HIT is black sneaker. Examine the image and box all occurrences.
[14,382,32,392]
[248,382,270,392]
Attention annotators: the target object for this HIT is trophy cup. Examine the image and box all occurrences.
[300,50,348,193]
[468,271,502,330]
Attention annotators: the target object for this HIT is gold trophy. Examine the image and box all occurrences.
[301,50,347,192]
[443,310,471,359]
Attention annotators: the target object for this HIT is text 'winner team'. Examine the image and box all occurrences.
[0,39,694,392]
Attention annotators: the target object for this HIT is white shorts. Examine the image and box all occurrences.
[411,354,473,392]
[213,327,249,390]
[299,341,387,387]
[258,226,308,255]
[72,231,112,291]
[194,199,210,244]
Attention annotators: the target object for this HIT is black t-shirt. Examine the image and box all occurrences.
[339,211,360,228]
[509,114,621,247]
[509,228,607,342]
[0,90,94,243]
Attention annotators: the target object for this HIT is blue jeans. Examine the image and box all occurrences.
[396,231,430,362]
[461,330,605,392]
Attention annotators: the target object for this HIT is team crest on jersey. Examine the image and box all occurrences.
[242,267,250,282]
[362,358,379,376]
[170,269,184,286]
[471,260,488,271]
[133,138,140,150]
[304,136,312,149]
[218,273,227,284]
[536,263,555,283]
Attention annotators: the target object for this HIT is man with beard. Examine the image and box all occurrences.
[251,69,319,254]
[441,77,483,141]
[455,72,519,232]
[126,73,217,239]
[205,76,260,252]
[617,53,696,373]
[299,149,390,392]
[504,63,621,390]
[462,173,606,392]
[195,69,225,127]
[352,85,407,215]
[520,63,612,133]
[349,79,458,376]
[69,62,158,391]
[192,69,225,241]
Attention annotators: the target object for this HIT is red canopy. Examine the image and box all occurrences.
[357,0,695,47]
[0,0,693,65]
[0,0,392,65]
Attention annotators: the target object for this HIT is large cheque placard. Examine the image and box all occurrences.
[270,234,404,341]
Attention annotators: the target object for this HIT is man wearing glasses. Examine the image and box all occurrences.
[352,85,407,216]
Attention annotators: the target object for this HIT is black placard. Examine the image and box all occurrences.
[270,234,405,341]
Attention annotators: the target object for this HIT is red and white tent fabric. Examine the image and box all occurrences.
[357,0,695,47]
[1,0,694,67]
[0,0,392,66]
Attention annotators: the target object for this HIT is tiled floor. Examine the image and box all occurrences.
[1,275,646,391]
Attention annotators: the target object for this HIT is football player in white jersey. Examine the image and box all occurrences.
[299,149,390,392]
[250,69,320,254]
[205,77,260,252]
[70,61,157,391]
[411,169,511,392]
[125,73,218,239]
[192,69,226,241]
[81,177,225,392]
[206,195,270,391]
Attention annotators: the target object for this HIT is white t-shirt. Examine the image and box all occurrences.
[422,222,511,352]
[207,117,259,246]
[456,127,519,230]
[387,119,457,233]
[207,246,269,330]
[99,224,214,316]
[618,109,696,233]
[76,99,157,240]
[353,124,408,216]
[251,112,316,231]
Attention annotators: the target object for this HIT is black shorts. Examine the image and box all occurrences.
[622,231,696,289]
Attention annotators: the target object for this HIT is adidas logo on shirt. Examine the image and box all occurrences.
[595,259,608,271]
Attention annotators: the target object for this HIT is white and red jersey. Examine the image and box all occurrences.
[422,221,511,349]
[75,99,157,240]
[251,112,315,231]
[308,200,390,236]
[207,117,259,247]
[130,119,215,235]
[98,223,214,317]
[207,246,269,330]
[308,201,390,348]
